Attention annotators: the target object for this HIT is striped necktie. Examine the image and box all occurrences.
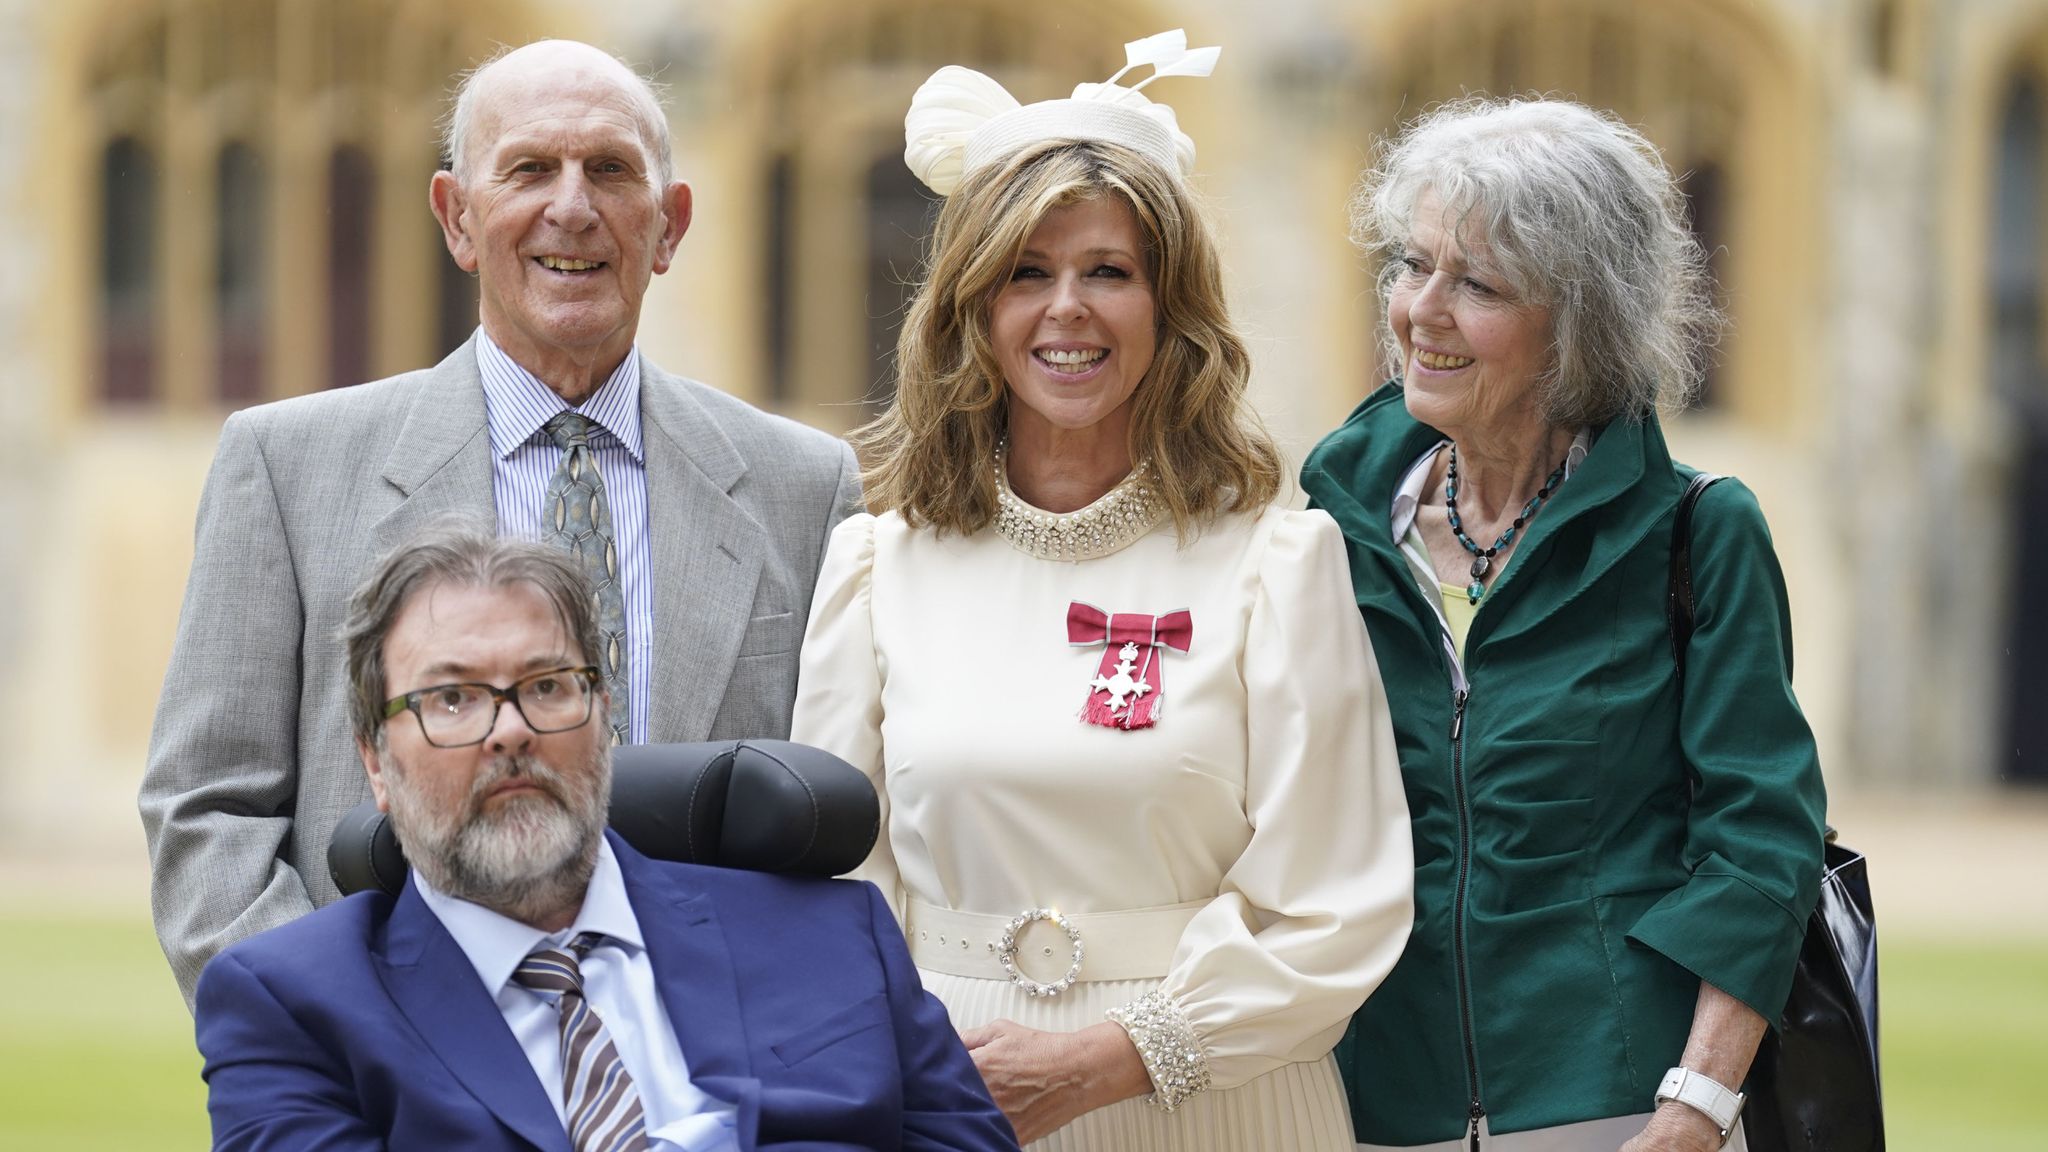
[512,933,650,1152]
[542,412,631,745]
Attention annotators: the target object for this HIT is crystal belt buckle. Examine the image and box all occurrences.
[995,908,1085,997]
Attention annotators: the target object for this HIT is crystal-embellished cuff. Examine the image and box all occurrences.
[1106,990,1212,1112]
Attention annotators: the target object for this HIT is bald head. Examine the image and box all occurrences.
[444,40,673,186]
[426,37,693,401]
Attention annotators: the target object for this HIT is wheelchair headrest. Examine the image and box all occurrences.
[327,740,878,898]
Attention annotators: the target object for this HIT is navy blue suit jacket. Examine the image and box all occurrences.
[194,832,1017,1152]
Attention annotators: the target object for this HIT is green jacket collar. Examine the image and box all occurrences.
[1301,381,1688,656]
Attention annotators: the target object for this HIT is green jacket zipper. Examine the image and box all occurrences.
[1449,686,1484,1150]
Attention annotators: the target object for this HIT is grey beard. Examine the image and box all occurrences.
[381,743,610,926]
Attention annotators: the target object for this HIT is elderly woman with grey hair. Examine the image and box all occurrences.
[1301,98,1827,1152]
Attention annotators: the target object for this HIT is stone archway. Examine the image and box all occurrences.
[1352,0,1815,431]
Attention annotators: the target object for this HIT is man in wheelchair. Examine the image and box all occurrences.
[193,528,1016,1152]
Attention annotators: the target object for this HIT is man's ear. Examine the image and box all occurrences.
[429,170,479,273]
[650,180,693,275]
[359,736,392,812]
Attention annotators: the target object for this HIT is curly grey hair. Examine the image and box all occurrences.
[442,41,674,187]
[1351,97,1720,425]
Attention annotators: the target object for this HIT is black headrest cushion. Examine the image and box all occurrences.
[327,740,879,898]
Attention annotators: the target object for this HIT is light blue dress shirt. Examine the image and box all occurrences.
[414,840,739,1152]
[476,330,655,745]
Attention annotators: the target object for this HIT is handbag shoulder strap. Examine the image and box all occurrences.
[1667,472,1727,678]
[1667,473,1842,848]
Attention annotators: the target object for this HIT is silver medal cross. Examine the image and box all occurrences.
[1090,642,1153,715]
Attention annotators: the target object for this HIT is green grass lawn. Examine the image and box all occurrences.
[0,915,208,1151]
[1880,939,2048,1150]
[1,913,2039,1149]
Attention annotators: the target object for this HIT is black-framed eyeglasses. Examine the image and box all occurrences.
[382,665,602,748]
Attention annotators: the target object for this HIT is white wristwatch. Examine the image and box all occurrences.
[1655,1066,1744,1141]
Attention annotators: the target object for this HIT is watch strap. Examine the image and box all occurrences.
[1654,1066,1744,1138]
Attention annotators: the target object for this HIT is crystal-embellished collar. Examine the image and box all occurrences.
[992,440,1168,561]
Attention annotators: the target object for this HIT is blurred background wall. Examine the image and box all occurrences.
[3,0,2047,865]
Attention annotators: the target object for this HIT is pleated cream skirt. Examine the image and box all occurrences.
[922,968,1355,1152]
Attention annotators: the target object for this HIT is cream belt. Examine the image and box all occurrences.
[905,899,1205,996]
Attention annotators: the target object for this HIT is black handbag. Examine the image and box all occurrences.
[1669,473,1886,1151]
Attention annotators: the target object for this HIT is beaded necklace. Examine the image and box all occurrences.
[992,439,1166,561]
[1445,444,1569,604]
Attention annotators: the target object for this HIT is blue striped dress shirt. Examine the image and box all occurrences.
[476,330,654,745]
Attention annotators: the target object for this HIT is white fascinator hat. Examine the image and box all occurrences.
[903,29,1221,197]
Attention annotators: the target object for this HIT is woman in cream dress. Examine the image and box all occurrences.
[792,34,1414,1151]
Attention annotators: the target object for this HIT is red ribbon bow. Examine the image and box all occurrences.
[1067,602,1193,730]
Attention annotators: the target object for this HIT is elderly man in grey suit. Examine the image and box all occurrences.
[140,39,859,1004]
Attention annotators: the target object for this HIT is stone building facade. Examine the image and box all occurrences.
[2,0,2043,859]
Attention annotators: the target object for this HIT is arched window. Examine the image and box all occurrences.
[1993,75,2048,783]
[437,237,480,361]
[863,150,939,412]
[1868,0,1902,80]
[84,1,507,409]
[750,0,1138,429]
[1679,161,1728,407]
[99,136,157,404]
[1990,77,2042,404]
[327,145,376,390]
[763,152,796,406]
[1373,0,1746,414]
[215,142,268,405]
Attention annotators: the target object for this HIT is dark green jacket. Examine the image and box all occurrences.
[1301,383,1826,1144]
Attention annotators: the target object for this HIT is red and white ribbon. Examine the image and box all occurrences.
[1067,602,1193,730]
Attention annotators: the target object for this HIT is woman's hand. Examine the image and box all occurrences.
[1618,1101,1726,1152]
[1622,975,1769,1147]
[1618,980,1766,1151]
[959,1019,1152,1144]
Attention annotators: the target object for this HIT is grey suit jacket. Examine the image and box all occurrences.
[140,339,859,1003]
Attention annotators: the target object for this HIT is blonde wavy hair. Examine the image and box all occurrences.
[851,140,1280,538]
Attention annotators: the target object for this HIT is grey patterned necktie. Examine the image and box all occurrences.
[512,934,651,1152]
[543,412,630,745]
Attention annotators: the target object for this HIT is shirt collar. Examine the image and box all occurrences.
[414,835,647,999]
[475,328,645,465]
[1388,428,1592,541]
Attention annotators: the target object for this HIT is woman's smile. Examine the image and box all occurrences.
[1389,190,1553,437]
[1033,343,1111,378]
[992,195,1158,443]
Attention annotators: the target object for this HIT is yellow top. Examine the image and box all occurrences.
[1438,582,1477,661]
[1400,520,1480,662]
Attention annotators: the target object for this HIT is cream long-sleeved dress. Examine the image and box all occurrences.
[791,503,1414,1151]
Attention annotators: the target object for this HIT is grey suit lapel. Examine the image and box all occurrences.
[372,337,497,554]
[640,364,766,742]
